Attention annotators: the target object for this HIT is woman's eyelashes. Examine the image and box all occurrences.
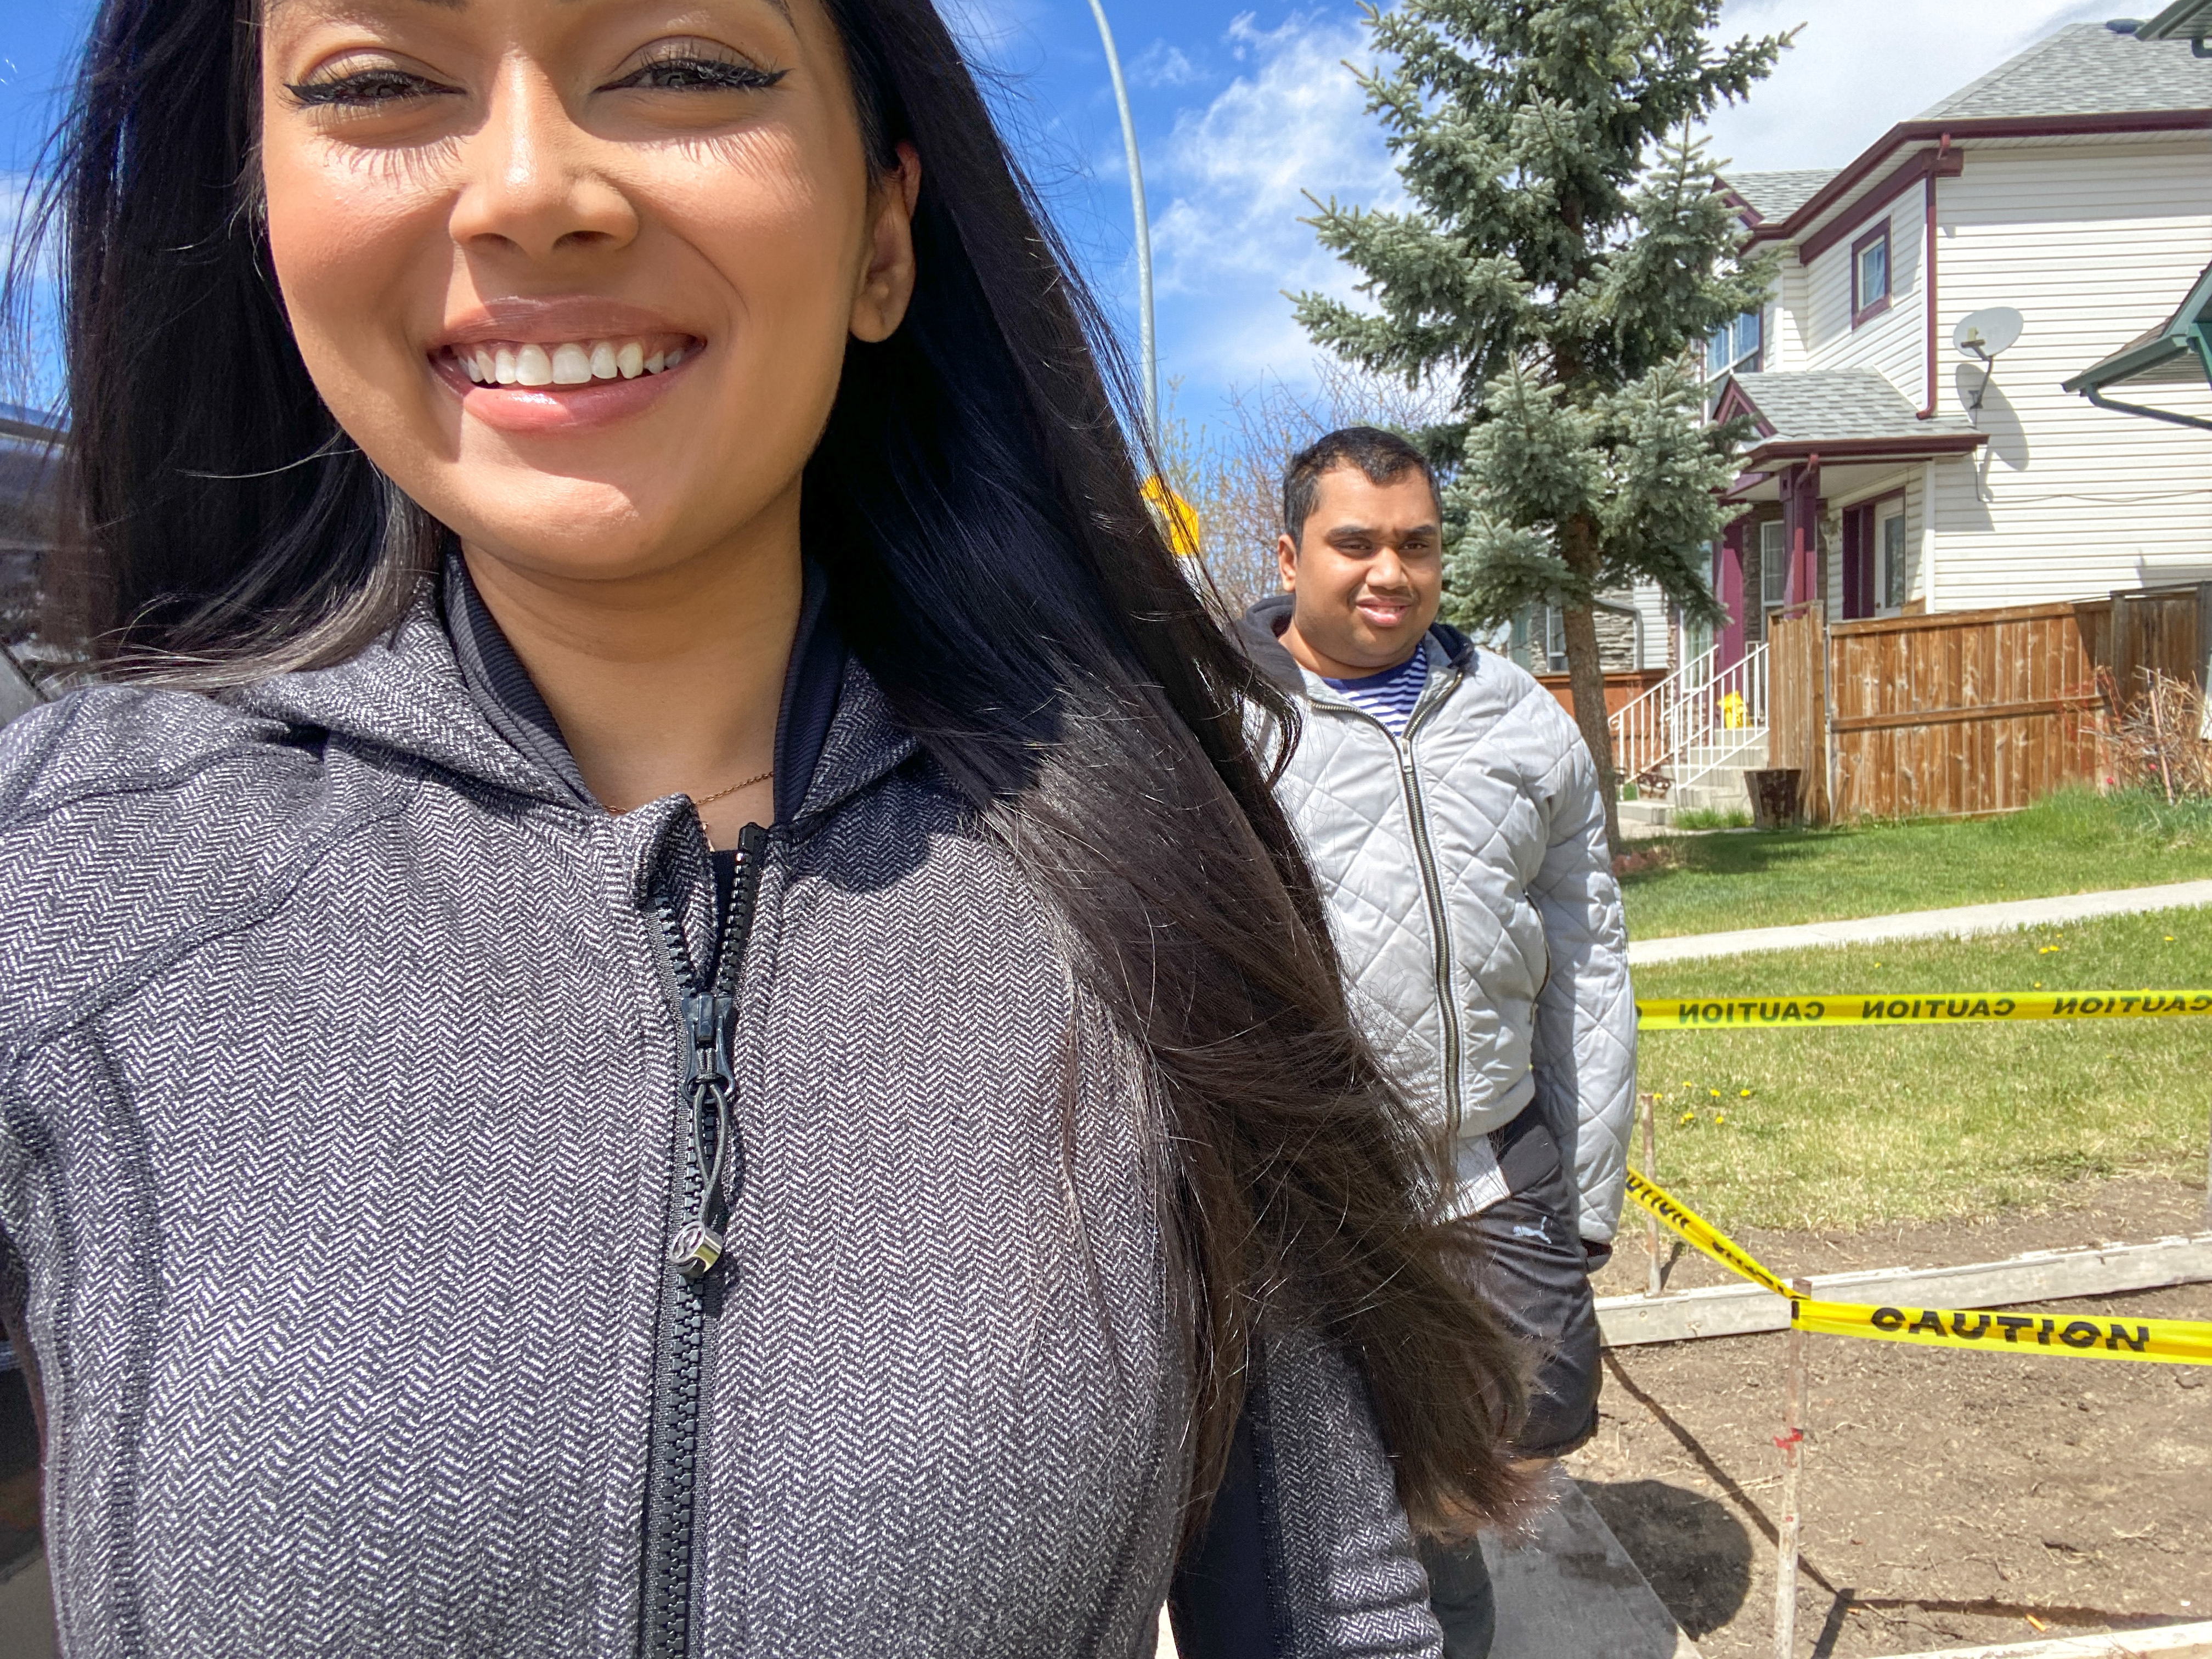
[605,55,788,93]
[285,53,787,113]
[286,68,455,109]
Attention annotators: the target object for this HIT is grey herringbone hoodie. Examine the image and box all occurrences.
[0,569,1440,1658]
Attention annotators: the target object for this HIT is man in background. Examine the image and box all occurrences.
[1236,426,1636,1656]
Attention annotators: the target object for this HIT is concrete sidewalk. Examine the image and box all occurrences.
[1154,1466,1699,1658]
[1628,879,2212,967]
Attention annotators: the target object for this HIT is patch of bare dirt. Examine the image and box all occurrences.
[1571,1175,2212,1657]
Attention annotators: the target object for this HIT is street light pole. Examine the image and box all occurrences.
[1084,0,1159,445]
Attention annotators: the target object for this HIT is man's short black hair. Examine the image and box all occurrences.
[1281,426,1440,544]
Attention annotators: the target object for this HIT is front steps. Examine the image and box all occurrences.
[1617,742,1768,828]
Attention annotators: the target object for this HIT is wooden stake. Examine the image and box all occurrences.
[1773,1278,1812,1659]
[1641,1091,1664,1297]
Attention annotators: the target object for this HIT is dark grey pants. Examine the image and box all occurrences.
[1421,1105,1603,1657]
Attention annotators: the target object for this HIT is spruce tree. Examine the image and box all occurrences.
[1296,1,1788,851]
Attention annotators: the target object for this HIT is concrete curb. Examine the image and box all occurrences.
[1482,1467,1704,1658]
[1628,880,2212,966]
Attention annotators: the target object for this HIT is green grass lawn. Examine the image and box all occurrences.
[1620,788,2212,941]
[1631,906,2212,1233]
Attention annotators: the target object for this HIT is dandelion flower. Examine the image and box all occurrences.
[1709,1088,1722,1098]
[1739,1088,1752,1097]
[1679,1111,1695,1125]
[1714,1111,1727,1124]
[2166,936,2176,943]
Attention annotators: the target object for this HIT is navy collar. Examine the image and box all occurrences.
[442,550,849,827]
[1233,592,1472,698]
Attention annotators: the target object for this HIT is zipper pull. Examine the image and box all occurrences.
[672,990,738,1281]
[681,989,735,1096]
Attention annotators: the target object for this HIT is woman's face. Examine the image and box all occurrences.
[258,0,917,584]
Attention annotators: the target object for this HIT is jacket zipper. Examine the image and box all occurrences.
[1325,664,1466,1160]
[639,820,768,1659]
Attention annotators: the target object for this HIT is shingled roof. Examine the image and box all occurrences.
[1719,170,1836,223]
[1917,22,2212,121]
[1724,370,1982,444]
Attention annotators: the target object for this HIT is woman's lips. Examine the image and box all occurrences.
[431,336,702,436]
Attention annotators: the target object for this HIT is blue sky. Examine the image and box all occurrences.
[2,0,2121,421]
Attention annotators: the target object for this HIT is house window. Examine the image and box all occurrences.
[1510,605,1570,673]
[1705,308,1763,382]
[1840,494,1907,619]
[1878,501,1908,611]
[1850,222,1892,327]
[1759,520,1788,612]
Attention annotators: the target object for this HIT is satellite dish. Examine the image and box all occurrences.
[1953,308,2023,429]
[1954,307,2024,360]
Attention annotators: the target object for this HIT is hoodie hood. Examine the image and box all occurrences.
[232,551,904,831]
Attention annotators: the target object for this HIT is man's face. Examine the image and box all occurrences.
[1276,465,1444,678]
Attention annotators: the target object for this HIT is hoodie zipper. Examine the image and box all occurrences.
[639,819,768,1659]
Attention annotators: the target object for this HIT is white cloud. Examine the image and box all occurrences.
[1699,0,2119,173]
[1146,10,1400,386]
[1130,41,1205,89]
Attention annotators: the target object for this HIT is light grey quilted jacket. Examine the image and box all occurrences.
[1238,599,1635,1245]
[0,571,1441,1658]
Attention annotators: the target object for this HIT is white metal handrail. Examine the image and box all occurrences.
[1610,642,1769,791]
[1612,645,1714,782]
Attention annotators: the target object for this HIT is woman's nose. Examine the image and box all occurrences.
[447,61,639,261]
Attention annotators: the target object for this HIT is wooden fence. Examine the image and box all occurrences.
[1769,583,2209,822]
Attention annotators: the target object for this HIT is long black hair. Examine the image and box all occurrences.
[13,0,1523,1530]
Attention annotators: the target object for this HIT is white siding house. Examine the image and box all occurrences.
[1697,22,2212,661]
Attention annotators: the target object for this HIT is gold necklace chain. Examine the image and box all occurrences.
[692,768,774,810]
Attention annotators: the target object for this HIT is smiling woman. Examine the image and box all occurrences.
[0,0,1521,1654]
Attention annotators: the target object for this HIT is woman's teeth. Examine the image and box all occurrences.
[454,339,689,387]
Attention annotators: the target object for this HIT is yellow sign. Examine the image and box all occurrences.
[1623,1167,2212,1365]
[1637,990,2212,1029]
[1141,475,1201,557]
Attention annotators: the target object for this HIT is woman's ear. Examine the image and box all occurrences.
[850,142,922,343]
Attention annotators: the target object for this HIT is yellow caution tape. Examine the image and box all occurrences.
[1624,1169,2212,1365]
[1792,1296,2212,1365]
[1637,990,2212,1029]
[1622,1169,1791,1297]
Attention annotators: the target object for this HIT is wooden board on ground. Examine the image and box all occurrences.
[1598,1233,2212,1347]
[1483,1465,1703,1658]
[1880,1620,2212,1657]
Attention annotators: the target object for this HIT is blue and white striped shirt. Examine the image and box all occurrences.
[1322,651,1427,736]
